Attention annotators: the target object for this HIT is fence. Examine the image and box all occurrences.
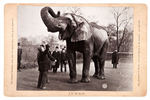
[19,45,133,68]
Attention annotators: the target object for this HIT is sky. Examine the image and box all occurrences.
[18,5,133,44]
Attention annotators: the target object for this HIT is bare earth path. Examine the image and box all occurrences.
[17,59,132,91]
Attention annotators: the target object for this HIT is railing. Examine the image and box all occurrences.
[106,52,133,60]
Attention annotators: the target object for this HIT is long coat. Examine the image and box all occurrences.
[60,51,67,64]
[37,49,51,72]
[47,51,56,67]
[112,52,119,64]
[52,51,61,68]
[17,48,22,62]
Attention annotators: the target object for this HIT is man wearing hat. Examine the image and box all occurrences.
[60,47,67,72]
[112,50,119,68]
[17,43,22,72]
[52,46,61,73]
[37,44,56,89]
[46,45,57,70]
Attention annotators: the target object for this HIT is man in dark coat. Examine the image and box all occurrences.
[37,44,55,89]
[60,48,67,72]
[52,46,61,73]
[46,45,56,70]
[17,43,22,72]
[112,50,119,68]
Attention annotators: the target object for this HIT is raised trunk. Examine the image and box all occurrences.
[41,7,61,32]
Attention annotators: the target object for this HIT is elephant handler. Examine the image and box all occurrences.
[112,50,119,69]
[52,46,61,73]
[37,44,56,89]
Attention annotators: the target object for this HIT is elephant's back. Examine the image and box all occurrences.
[92,27,108,52]
[93,28,108,43]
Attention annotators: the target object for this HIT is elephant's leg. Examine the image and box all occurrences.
[98,59,106,80]
[81,51,91,83]
[97,40,108,80]
[92,57,99,78]
[67,51,78,83]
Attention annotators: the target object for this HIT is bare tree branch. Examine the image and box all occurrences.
[111,7,132,52]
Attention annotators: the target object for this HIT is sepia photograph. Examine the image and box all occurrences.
[17,5,133,91]
[4,4,147,96]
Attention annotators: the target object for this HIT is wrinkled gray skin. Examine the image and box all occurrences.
[41,7,109,83]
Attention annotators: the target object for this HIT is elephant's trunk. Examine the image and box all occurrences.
[41,7,61,32]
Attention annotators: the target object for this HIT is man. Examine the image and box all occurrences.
[46,45,56,70]
[37,44,56,89]
[112,50,119,68]
[52,46,61,73]
[17,43,22,72]
[60,47,67,72]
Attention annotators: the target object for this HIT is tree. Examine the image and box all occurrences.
[44,34,61,51]
[106,24,116,36]
[65,7,82,15]
[119,29,133,52]
[19,37,28,46]
[111,7,133,52]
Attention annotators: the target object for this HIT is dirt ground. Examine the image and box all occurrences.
[17,58,133,91]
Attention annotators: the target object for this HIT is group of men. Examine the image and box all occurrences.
[51,46,67,73]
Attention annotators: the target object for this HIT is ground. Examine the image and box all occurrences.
[17,58,132,91]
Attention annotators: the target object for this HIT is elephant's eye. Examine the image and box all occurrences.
[57,24,62,27]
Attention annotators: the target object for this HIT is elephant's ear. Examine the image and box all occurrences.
[70,15,92,42]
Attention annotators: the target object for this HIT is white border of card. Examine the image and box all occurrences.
[4,4,147,96]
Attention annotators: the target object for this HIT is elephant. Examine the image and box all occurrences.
[40,7,109,83]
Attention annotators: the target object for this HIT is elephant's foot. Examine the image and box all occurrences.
[80,77,90,83]
[97,75,105,80]
[92,73,99,78]
[68,78,78,84]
